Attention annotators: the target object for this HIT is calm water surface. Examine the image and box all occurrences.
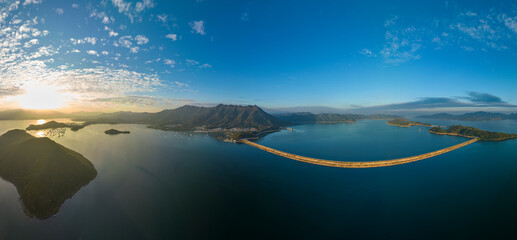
[0,119,517,239]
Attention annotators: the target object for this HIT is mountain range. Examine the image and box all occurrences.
[78,104,289,132]
[276,112,400,124]
[416,111,517,121]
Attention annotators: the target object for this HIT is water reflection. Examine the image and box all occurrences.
[36,119,46,125]
[29,128,68,138]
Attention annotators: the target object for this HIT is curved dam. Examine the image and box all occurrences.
[241,138,479,168]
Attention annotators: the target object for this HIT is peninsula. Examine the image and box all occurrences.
[26,120,86,131]
[386,118,433,127]
[0,130,97,219]
[429,125,517,141]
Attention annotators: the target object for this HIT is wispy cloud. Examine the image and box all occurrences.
[135,35,149,45]
[111,0,154,23]
[189,20,205,35]
[55,8,64,15]
[165,33,177,41]
[362,4,517,65]
[352,92,516,113]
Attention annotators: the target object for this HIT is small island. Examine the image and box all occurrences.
[387,118,433,127]
[0,130,97,219]
[26,120,87,131]
[104,129,130,135]
[429,125,517,141]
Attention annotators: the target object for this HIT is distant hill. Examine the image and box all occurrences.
[0,109,67,120]
[0,109,105,120]
[78,104,289,132]
[277,112,399,124]
[0,130,97,219]
[386,118,433,127]
[417,111,517,121]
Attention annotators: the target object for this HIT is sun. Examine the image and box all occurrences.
[17,85,67,110]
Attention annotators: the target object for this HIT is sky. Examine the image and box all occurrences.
[0,0,516,113]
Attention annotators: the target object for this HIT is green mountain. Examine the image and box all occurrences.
[417,111,517,121]
[277,112,399,124]
[78,104,289,132]
[0,130,97,219]
[429,125,517,141]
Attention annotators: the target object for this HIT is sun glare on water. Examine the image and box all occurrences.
[17,85,67,110]
[37,119,46,125]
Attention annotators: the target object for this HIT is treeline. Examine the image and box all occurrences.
[429,125,517,141]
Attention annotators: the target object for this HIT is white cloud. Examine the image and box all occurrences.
[189,20,205,35]
[109,30,119,37]
[22,0,42,6]
[185,59,199,66]
[102,51,109,55]
[118,35,132,48]
[130,46,139,53]
[55,8,64,15]
[104,26,119,37]
[111,0,155,23]
[135,35,149,44]
[72,4,79,9]
[90,10,114,24]
[70,37,97,45]
[359,48,374,57]
[165,33,177,41]
[71,49,80,53]
[384,16,398,27]
[157,14,167,23]
[199,63,212,68]
[87,50,98,56]
[84,37,97,45]
[503,16,517,33]
[23,38,38,48]
[164,58,175,67]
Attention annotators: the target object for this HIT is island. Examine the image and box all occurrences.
[0,130,97,219]
[429,125,517,141]
[104,129,130,135]
[386,118,433,127]
[26,120,87,131]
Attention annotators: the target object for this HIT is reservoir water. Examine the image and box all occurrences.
[1,119,517,239]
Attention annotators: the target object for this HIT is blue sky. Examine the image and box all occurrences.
[0,0,516,113]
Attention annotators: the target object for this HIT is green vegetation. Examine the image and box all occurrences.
[387,118,433,127]
[26,121,86,131]
[0,130,97,219]
[104,129,130,135]
[429,125,517,141]
[230,131,258,140]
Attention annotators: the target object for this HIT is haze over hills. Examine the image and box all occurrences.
[0,109,103,120]
[417,111,517,121]
[276,112,400,124]
[0,130,97,219]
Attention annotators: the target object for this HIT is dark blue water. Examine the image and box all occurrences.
[1,119,517,239]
